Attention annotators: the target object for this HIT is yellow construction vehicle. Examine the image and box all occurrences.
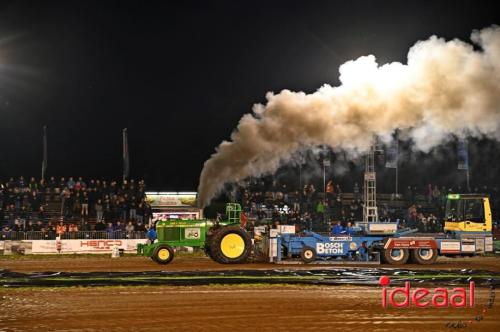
[444,194,492,233]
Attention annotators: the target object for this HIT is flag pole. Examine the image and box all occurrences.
[395,135,399,197]
[42,126,48,180]
[122,128,129,181]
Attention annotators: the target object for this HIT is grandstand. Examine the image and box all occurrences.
[0,177,150,240]
[2,175,499,240]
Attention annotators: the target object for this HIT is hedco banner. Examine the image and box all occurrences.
[31,239,147,254]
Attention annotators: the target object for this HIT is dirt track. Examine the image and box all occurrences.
[0,284,498,332]
[2,255,500,273]
[1,255,499,331]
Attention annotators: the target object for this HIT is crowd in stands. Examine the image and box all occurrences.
[0,176,153,239]
[236,178,500,233]
[2,174,499,240]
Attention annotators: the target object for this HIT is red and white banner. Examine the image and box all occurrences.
[384,238,437,249]
[31,239,147,254]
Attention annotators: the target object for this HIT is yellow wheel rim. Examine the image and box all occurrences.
[158,248,170,261]
[220,233,245,258]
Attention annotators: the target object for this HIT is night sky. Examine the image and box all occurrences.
[0,0,499,191]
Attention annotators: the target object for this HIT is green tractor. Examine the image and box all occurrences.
[137,203,252,264]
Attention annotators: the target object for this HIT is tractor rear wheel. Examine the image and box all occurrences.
[300,246,316,263]
[209,226,252,264]
[152,244,175,264]
[410,248,438,265]
[382,248,409,265]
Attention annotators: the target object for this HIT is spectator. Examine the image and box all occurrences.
[48,176,56,193]
[106,222,115,238]
[126,221,135,238]
[136,202,144,224]
[331,221,343,235]
[344,221,354,236]
[81,220,92,232]
[67,177,75,190]
[129,197,137,221]
[18,176,25,189]
[34,220,43,232]
[26,220,35,232]
[46,222,56,238]
[358,241,369,261]
[432,185,441,204]
[417,213,426,232]
[135,221,146,232]
[12,218,23,232]
[95,199,104,222]
[115,220,125,233]
[404,186,413,205]
[407,205,417,228]
[58,177,66,192]
[74,192,81,215]
[81,192,89,216]
[56,221,67,236]
[60,188,71,217]
[28,177,38,192]
[119,196,128,221]
[78,176,86,189]
[326,180,334,200]
[427,184,433,203]
[316,200,325,216]
[30,191,41,221]
[143,201,152,226]
[68,222,78,233]
[18,206,28,228]
[2,225,11,240]
[147,225,157,243]
[335,184,343,196]
[292,191,300,211]
[68,222,78,238]
[94,219,106,231]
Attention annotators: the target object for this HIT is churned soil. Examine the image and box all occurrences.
[0,284,498,332]
[1,254,500,273]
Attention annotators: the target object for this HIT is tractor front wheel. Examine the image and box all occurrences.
[209,226,252,264]
[152,244,175,264]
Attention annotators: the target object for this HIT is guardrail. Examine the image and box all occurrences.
[0,231,147,241]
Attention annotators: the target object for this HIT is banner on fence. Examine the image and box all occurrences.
[31,239,147,254]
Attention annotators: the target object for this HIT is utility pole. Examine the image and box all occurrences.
[322,147,330,225]
[298,154,303,193]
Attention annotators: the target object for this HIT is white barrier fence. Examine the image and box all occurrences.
[0,239,147,255]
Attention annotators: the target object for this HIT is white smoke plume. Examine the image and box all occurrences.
[198,25,500,207]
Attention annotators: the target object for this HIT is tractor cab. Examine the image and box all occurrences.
[444,194,492,233]
[225,203,242,224]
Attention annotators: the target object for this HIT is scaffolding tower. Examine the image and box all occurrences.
[363,143,379,222]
